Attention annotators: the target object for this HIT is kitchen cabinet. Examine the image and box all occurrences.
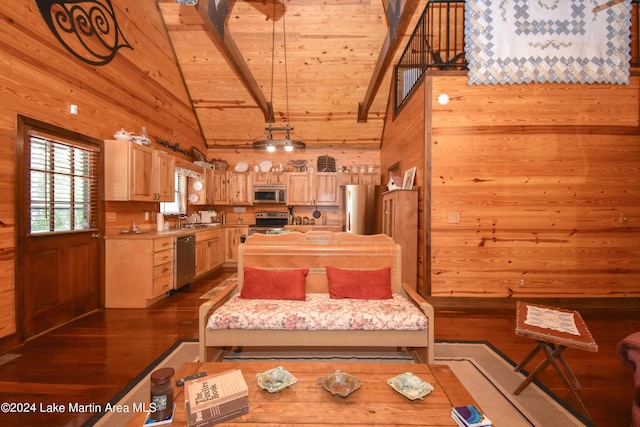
[104,140,175,202]
[382,190,418,289]
[209,170,229,204]
[224,225,248,263]
[105,235,174,308]
[338,171,380,186]
[228,172,252,204]
[252,171,286,186]
[314,172,340,206]
[286,172,313,205]
[286,172,340,206]
[359,172,381,185]
[338,172,359,186]
[195,228,224,277]
[211,171,252,205]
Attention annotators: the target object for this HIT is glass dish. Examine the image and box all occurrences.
[256,366,297,393]
[317,370,362,397]
[387,372,434,400]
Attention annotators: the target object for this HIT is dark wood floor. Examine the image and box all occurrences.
[0,268,638,426]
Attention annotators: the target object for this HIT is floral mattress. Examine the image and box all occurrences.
[207,294,428,331]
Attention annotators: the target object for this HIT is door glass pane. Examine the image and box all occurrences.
[28,135,98,234]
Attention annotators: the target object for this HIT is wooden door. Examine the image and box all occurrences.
[18,120,101,339]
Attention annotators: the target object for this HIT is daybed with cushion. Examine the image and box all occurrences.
[198,231,435,363]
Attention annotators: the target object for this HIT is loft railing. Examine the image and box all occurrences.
[394,0,640,114]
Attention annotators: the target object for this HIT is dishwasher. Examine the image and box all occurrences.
[174,234,195,290]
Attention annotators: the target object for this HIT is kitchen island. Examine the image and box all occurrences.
[104,225,224,308]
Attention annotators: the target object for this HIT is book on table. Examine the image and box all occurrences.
[451,405,492,427]
[184,369,249,427]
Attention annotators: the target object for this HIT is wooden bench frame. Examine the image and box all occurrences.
[198,232,434,363]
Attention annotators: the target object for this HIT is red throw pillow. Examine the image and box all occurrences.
[326,267,392,299]
[240,267,308,300]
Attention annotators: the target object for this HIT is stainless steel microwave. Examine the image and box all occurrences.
[253,186,286,204]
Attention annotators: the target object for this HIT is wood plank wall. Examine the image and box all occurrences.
[380,83,428,296]
[0,3,205,343]
[419,74,640,298]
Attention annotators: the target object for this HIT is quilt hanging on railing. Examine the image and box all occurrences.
[465,0,632,85]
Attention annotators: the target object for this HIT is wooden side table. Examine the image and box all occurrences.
[513,301,598,418]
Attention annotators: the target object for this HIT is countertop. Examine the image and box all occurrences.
[104,224,225,239]
[105,223,344,239]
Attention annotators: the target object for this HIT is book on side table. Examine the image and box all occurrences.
[184,369,249,427]
[451,405,492,427]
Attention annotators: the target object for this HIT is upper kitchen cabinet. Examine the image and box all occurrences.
[209,170,229,204]
[286,172,313,205]
[287,172,340,206]
[228,172,252,205]
[314,172,340,206]
[252,171,286,186]
[210,170,252,205]
[104,140,175,202]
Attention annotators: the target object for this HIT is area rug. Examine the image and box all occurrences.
[87,340,592,427]
[464,0,632,85]
[199,273,237,299]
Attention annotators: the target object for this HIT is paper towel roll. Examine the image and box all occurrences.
[156,213,165,231]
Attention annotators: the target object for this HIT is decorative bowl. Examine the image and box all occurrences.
[113,128,132,141]
[256,366,297,393]
[234,162,249,172]
[317,370,362,397]
[387,372,434,400]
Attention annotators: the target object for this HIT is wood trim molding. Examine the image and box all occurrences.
[358,0,419,122]
[195,0,273,122]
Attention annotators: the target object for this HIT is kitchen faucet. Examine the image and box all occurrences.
[177,215,189,229]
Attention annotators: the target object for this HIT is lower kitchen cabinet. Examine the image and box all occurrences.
[195,228,224,278]
[225,226,248,263]
[105,236,174,308]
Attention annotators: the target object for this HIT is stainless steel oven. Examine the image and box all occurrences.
[248,212,289,235]
[253,186,286,204]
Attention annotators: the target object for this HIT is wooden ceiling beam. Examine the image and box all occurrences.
[195,0,273,122]
[357,0,418,123]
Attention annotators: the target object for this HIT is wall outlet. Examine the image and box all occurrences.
[144,211,150,221]
[447,212,460,224]
[105,212,117,223]
[519,278,526,287]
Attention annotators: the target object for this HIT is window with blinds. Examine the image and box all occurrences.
[160,171,187,215]
[28,132,99,234]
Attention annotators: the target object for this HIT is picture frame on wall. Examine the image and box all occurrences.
[403,167,416,189]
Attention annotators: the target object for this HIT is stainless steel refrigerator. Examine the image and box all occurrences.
[343,184,383,235]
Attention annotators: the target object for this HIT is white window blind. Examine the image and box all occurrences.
[160,171,187,215]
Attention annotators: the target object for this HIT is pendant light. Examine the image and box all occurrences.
[253,0,305,152]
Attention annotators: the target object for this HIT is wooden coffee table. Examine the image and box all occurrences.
[125,361,478,426]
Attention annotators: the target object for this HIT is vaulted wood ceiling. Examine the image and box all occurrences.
[158,0,428,150]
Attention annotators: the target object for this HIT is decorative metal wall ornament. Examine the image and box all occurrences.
[35,0,132,66]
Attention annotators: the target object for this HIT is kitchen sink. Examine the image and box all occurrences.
[181,223,220,229]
